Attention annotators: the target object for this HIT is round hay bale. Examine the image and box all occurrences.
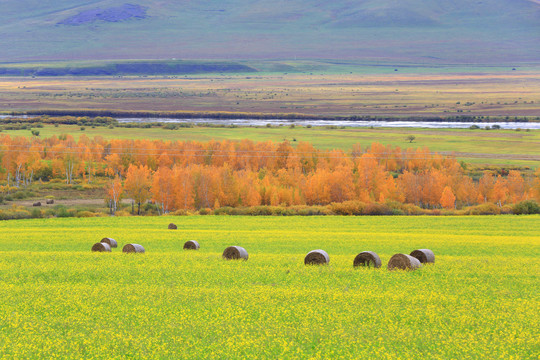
[33,202,41,207]
[304,249,329,265]
[100,237,118,248]
[168,223,177,230]
[353,251,382,268]
[46,199,54,204]
[122,244,145,254]
[410,249,435,264]
[183,240,200,250]
[222,246,248,260]
[91,242,111,252]
[387,254,422,271]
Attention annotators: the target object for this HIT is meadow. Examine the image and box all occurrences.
[0,215,538,359]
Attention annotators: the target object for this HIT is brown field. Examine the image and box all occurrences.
[1,72,540,117]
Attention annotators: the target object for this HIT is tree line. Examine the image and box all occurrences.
[0,134,538,214]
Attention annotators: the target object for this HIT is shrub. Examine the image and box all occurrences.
[362,203,393,215]
[272,207,295,216]
[500,205,513,215]
[512,200,540,215]
[243,206,273,216]
[292,205,331,216]
[163,124,178,130]
[76,211,96,218]
[54,205,76,218]
[464,203,501,215]
[213,207,234,215]
[0,206,31,220]
[114,210,131,217]
[330,201,366,215]
[35,166,53,181]
[198,208,212,215]
[12,191,26,200]
[385,201,426,215]
[142,202,158,211]
[31,208,43,218]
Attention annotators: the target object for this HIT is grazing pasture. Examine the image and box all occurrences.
[0,215,538,358]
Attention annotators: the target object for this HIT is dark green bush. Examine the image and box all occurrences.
[31,208,43,218]
[35,166,53,181]
[512,200,540,215]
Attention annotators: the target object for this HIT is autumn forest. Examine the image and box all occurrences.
[1,134,539,216]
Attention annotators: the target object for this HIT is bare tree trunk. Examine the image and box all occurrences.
[15,164,22,187]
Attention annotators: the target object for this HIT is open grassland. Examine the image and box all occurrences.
[1,71,540,117]
[0,216,538,359]
[3,124,539,167]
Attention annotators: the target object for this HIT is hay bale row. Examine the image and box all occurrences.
[91,238,144,253]
[91,238,433,271]
[302,248,434,270]
[168,223,177,230]
[33,202,41,207]
[46,199,54,204]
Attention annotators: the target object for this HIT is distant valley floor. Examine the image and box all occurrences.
[1,70,539,118]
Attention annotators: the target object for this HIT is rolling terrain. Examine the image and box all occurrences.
[1,0,539,63]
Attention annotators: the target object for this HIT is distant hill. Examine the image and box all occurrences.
[1,0,539,63]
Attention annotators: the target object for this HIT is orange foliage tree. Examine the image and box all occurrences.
[124,164,152,214]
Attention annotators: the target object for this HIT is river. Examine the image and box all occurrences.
[1,115,539,129]
[117,117,540,130]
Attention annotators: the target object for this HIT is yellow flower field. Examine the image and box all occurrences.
[0,215,538,359]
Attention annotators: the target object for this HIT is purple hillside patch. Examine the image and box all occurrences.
[58,3,148,26]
